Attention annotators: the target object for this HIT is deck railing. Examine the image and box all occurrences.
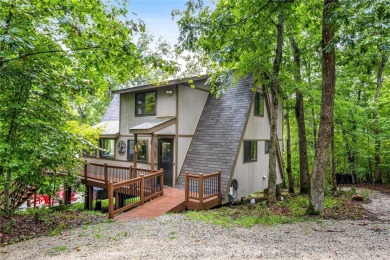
[185,170,221,210]
[108,169,164,218]
[82,163,155,185]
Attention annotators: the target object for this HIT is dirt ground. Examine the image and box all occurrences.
[1,187,389,260]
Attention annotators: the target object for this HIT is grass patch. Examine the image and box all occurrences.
[186,191,372,228]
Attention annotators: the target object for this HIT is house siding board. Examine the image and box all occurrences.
[178,81,209,136]
[233,95,284,199]
[176,77,254,196]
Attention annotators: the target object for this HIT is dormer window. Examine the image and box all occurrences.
[135,91,156,116]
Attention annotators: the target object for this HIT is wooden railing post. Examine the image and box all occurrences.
[218,169,222,204]
[185,171,189,205]
[108,181,114,219]
[104,163,108,184]
[129,165,133,179]
[199,174,204,209]
[140,174,145,205]
[84,163,88,181]
[160,168,164,195]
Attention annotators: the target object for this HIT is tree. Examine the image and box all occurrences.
[175,0,295,204]
[0,0,174,213]
[309,0,338,214]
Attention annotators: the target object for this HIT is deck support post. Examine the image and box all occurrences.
[160,168,164,195]
[108,181,114,219]
[151,134,155,172]
[218,169,222,204]
[134,134,138,170]
[140,174,145,205]
[185,171,189,206]
[199,174,204,210]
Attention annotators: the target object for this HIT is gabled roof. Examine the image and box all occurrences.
[176,76,254,196]
[112,75,209,94]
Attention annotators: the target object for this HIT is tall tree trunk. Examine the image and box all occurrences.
[309,0,337,214]
[373,54,388,183]
[290,36,310,194]
[268,12,284,206]
[285,106,294,193]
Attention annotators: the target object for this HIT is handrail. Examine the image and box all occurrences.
[107,169,164,219]
[185,169,222,210]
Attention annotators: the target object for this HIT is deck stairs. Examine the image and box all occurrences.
[114,187,185,221]
[0,182,38,210]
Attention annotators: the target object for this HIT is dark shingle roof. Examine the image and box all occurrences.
[176,77,254,197]
[101,94,120,123]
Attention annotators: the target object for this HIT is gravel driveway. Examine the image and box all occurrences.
[2,189,389,260]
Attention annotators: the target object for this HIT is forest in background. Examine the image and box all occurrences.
[0,0,388,214]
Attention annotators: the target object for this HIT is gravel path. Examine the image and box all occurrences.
[1,190,389,260]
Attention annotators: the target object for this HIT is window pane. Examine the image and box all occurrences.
[135,91,156,116]
[251,141,257,160]
[244,140,257,162]
[265,140,270,154]
[100,139,115,158]
[127,140,134,161]
[137,140,148,161]
[144,92,156,114]
[255,92,264,117]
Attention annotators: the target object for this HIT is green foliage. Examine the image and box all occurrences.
[0,0,179,212]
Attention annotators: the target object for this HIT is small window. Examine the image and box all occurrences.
[265,140,270,154]
[244,140,257,162]
[127,140,148,162]
[135,91,156,116]
[254,92,264,117]
[99,139,115,158]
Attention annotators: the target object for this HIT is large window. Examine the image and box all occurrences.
[99,139,115,159]
[135,91,156,116]
[127,140,148,162]
[254,92,265,117]
[243,140,257,162]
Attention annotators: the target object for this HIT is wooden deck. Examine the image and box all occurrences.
[114,187,185,221]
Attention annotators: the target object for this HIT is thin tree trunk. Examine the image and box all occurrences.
[285,106,294,193]
[373,54,388,183]
[309,0,337,214]
[330,122,336,189]
[268,12,284,206]
[311,108,317,149]
[290,36,310,194]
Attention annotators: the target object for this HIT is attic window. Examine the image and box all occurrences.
[135,91,156,116]
[254,92,264,117]
[244,140,257,162]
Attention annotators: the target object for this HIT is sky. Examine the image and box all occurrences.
[126,0,188,45]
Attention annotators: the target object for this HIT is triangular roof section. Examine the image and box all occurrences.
[176,76,254,196]
[96,94,120,138]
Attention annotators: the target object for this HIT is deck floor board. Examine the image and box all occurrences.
[114,187,185,221]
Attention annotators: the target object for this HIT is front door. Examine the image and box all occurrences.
[158,139,174,186]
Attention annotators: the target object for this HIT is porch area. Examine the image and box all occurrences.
[79,163,222,219]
